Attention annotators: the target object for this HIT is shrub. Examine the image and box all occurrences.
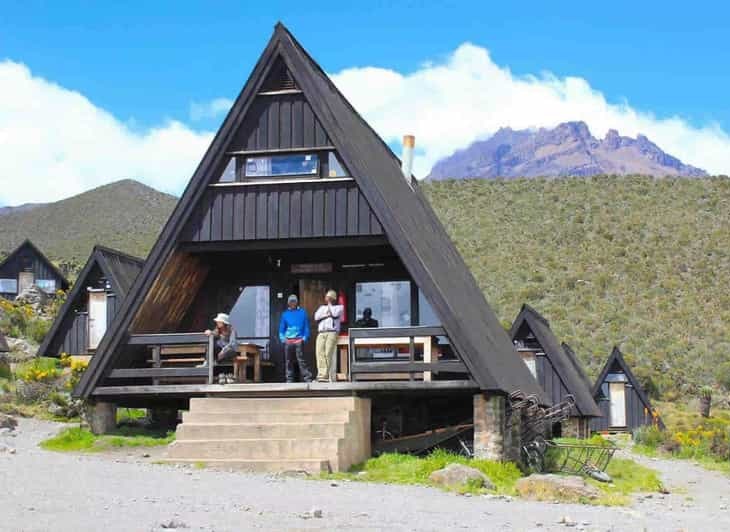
[25,318,51,344]
[633,425,665,448]
[716,362,730,391]
[15,357,60,383]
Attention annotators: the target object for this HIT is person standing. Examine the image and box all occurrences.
[314,289,344,382]
[279,294,312,383]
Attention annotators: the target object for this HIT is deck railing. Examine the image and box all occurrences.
[347,326,468,381]
[108,333,215,384]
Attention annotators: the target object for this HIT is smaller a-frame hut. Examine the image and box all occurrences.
[510,304,601,438]
[591,347,663,432]
[37,246,143,359]
[0,240,69,299]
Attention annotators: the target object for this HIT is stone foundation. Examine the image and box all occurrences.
[85,401,117,435]
[473,393,521,462]
[561,417,591,439]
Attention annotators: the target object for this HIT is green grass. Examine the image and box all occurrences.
[590,458,664,506]
[324,450,522,495]
[116,408,148,423]
[40,426,175,452]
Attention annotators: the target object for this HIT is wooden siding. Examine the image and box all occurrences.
[0,244,66,296]
[231,94,330,152]
[130,251,210,334]
[590,383,653,432]
[183,180,383,243]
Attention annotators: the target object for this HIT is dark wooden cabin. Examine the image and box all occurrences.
[590,347,664,433]
[73,23,544,471]
[37,246,143,359]
[510,304,601,438]
[0,240,69,299]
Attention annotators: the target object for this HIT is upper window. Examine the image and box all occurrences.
[218,157,237,183]
[355,281,411,327]
[0,279,17,293]
[327,152,347,177]
[417,291,440,326]
[245,154,319,178]
[36,279,57,293]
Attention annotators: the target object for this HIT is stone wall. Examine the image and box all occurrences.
[473,393,521,463]
[561,416,590,439]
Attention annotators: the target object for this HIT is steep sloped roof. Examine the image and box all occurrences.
[510,304,601,417]
[0,239,69,290]
[37,246,143,357]
[75,23,544,400]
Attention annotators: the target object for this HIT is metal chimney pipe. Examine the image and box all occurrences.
[401,135,415,183]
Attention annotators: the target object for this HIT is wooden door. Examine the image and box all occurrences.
[609,382,627,427]
[17,272,34,293]
[298,279,329,365]
[87,291,108,350]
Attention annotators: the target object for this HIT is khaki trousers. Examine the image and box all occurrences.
[315,331,338,381]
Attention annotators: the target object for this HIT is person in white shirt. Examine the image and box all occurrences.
[313,289,343,382]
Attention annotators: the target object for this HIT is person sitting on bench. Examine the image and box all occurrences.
[200,313,238,383]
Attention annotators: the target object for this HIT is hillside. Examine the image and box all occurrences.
[427,122,707,179]
[0,180,176,269]
[422,176,730,397]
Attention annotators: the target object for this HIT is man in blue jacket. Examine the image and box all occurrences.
[279,294,313,383]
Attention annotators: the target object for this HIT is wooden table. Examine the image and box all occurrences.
[337,335,433,381]
[233,344,263,383]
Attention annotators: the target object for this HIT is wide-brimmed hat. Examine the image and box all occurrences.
[326,289,337,300]
[213,313,230,325]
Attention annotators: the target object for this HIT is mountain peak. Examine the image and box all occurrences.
[427,123,707,179]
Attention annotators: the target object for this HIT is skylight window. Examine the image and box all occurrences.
[244,154,319,178]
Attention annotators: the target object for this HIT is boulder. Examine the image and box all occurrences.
[15,379,52,403]
[429,463,495,490]
[6,337,35,362]
[0,413,18,431]
[515,474,600,502]
[15,284,49,310]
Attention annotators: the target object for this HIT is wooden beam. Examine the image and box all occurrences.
[350,361,468,374]
[109,368,209,378]
[348,326,446,339]
[128,333,208,345]
[225,144,335,155]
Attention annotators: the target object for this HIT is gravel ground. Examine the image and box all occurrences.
[2,418,730,532]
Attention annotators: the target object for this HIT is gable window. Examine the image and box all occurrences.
[327,152,347,177]
[245,153,319,178]
[36,279,57,293]
[0,279,17,293]
[218,157,237,183]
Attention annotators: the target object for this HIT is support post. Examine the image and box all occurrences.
[85,401,117,435]
[207,334,215,384]
[473,393,516,462]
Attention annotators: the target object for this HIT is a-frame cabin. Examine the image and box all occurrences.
[37,246,144,359]
[74,23,543,472]
[591,346,663,433]
[510,304,601,438]
[0,240,69,299]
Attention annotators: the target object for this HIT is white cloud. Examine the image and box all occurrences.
[329,43,730,177]
[189,97,234,121]
[0,60,214,205]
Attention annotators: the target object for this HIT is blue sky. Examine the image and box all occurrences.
[1,1,729,205]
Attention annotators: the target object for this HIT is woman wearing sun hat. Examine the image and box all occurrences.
[200,313,238,383]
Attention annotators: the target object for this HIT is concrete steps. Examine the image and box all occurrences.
[163,396,371,473]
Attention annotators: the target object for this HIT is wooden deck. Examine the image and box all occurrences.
[91,379,479,398]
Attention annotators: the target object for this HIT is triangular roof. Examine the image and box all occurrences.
[0,239,69,290]
[0,331,8,353]
[37,246,143,357]
[592,346,653,407]
[510,304,601,417]
[75,22,544,399]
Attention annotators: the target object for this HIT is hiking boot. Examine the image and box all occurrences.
[225,374,236,384]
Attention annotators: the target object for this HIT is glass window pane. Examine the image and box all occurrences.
[417,290,440,326]
[0,279,18,293]
[355,281,411,327]
[327,152,347,177]
[218,157,236,182]
[228,286,270,339]
[36,279,56,292]
[244,154,319,178]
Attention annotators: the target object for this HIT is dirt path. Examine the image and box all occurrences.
[1,419,729,531]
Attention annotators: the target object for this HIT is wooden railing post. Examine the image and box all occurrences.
[207,334,215,384]
[152,346,161,386]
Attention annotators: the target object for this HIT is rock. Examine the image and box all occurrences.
[15,380,53,403]
[0,443,16,454]
[0,413,18,431]
[160,519,188,529]
[311,508,323,518]
[5,337,35,362]
[15,284,49,312]
[428,463,495,490]
[558,515,577,527]
[515,474,600,502]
